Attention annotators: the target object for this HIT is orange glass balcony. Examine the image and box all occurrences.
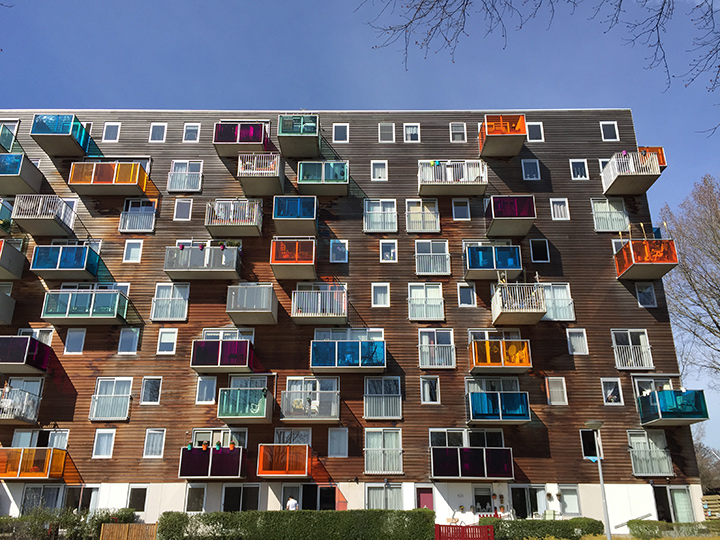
[0,447,67,480]
[478,114,527,157]
[257,444,311,477]
[615,240,678,280]
[471,339,532,373]
[638,146,667,170]
[69,162,154,196]
[270,238,316,280]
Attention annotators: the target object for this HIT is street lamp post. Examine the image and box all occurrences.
[585,420,612,540]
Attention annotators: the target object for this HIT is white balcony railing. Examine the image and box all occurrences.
[544,298,575,321]
[89,394,131,421]
[406,211,440,233]
[492,284,546,316]
[12,195,75,229]
[0,388,41,423]
[415,254,451,275]
[592,210,629,232]
[237,153,281,176]
[418,344,456,368]
[630,448,673,476]
[119,212,155,233]
[601,152,660,192]
[227,283,274,312]
[167,172,202,192]
[408,298,444,321]
[613,345,653,369]
[291,290,347,318]
[363,212,397,233]
[280,390,340,420]
[364,395,402,419]
[150,298,189,321]
[418,160,488,187]
[364,448,403,474]
[205,199,262,228]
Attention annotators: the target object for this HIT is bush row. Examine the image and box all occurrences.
[476,516,604,540]
[0,507,136,540]
[627,519,720,539]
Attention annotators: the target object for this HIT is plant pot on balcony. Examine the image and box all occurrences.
[229,442,235,450]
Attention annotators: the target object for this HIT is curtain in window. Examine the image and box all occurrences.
[547,379,567,404]
[328,429,347,457]
[670,488,694,522]
[385,486,402,510]
[367,487,385,509]
[567,331,587,354]
[94,432,114,456]
[551,200,569,220]
[144,430,164,456]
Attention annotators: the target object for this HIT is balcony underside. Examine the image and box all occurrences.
[277,137,320,159]
[617,263,677,281]
[0,157,43,194]
[227,309,278,326]
[215,141,266,156]
[41,313,125,326]
[291,314,347,326]
[641,417,707,427]
[270,263,316,281]
[206,222,262,238]
[464,267,522,281]
[418,183,487,197]
[603,173,661,196]
[467,417,530,426]
[13,217,72,238]
[273,220,317,237]
[0,416,36,426]
[165,268,241,280]
[31,268,95,281]
[297,183,348,196]
[30,133,86,157]
[69,183,147,196]
[0,294,15,325]
[486,218,535,238]
[479,135,526,158]
[491,310,545,326]
[0,246,24,280]
[238,175,284,197]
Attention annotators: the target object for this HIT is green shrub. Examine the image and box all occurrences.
[568,517,605,536]
[85,508,137,539]
[490,517,604,540]
[158,511,190,540]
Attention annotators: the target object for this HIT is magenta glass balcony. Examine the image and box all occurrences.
[178,447,244,479]
[486,195,536,237]
[213,122,268,155]
[0,336,53,374]
[431,446,514,479]
[190,340,262,373]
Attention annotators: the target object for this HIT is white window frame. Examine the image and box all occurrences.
[19,328,53,346]
[521,159,541,181]
[403,122,421,143]
[183,122,201,143]
[566,328,589,355]
[140,377,162,405]
[635,282,657,308]
[371,160,388,181]
[580,429,604,459]
[185,483,207,513]
[127,484,148,513]
[102,122,121,143]
[550,198,570,221]
[64,328,86,355]
[329,239,348,263]
[601,378,624,406]
[420,376,441,404]
[122,240,143,263]
[365,483,403,510]
[143,428,166,458]
[457,282,476,307]
[530,239,550,263]
[173,199,193,221]
[600,121,620,142]
[449,122,467,143]
[569,159,589,180]
[546,377,568,406]
[92,428,116,459]
[451,198,471,221]
[371,283,390,308]
[364,428,403,473]
[156,328,178,355]
[599,158,611,171]
[328,427,349,458]
[378,123,395,143]
[148,122,167,143]
[196,375,217,404]
[526,122,544,142]
[332,123,349,144]
[379,240,397,263]
[559,485,581,516]
[117,327,140,355]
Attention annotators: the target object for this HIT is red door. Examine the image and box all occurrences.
[416,487,434,510]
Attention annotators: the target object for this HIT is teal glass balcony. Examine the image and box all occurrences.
[273,196,317,236]
[0,125,22,154]
[41,290,129,325]
[297,161,349,195]
[31,245,99,280]
[163,246,241,280]
[637,389,709,426]
[467,391,531,424]
[310,340,386,372]
[0,154,43,194]
[0,201,13,236]
[277,114,320,158]
[218,387,272,423]
[0,239,24,280]
[30,114,91,157]
[464,245,522,280]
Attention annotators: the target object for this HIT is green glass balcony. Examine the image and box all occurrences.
[30,114,90,157]
[277,114,319,158]
[41,290,129,325]
[218,387,272,423]
[0,125,22,154]
[638,389,709,426]
[297,161,349,195]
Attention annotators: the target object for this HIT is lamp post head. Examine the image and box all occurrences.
[585,420,604,430]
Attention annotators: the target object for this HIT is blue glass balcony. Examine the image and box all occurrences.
[0,154,43,195]
[30,114,91,157]
[178,447,244,479]
[297,161,349,196]
[464,245,522,280]
[31,245,100,280]
[277,114,320,158]
[273,196,317,235]
[467,391,531,424]
[41,290,129,325]
[638,389,709,426]
[310,340,386,372]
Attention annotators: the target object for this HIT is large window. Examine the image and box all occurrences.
[414,239,450,275]
[591,198,628,232]
[365,428,402,474]
[541,283,575,321]
[408,282,444,320]
[612,329,652,369]
[364,377,401,419]
[418,328,455,368]
[366,484,403,510]
[222,484,260,512]
[364,199,397,232]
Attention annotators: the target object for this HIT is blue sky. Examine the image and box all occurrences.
[3,1,719,445]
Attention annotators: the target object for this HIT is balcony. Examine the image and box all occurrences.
[273,196,317,236]
[11,195,75,237]
[0,240,24,280]
[227,283,278,325]
[486,196,536,237]
[30,245,99,281]
[270,238,316,280]
[0,388,41,424]
[615,240,678,280]
[602,152,662,195]
[310,340,386,372]
[150,297,188,322]
[119,211,156,233]
[190,340,260,373]
[69,162,153,196]
[431,446,514,480]
[471,340,531,373]
[205,199,262,237]
[0,336,52,374]
[491,283,546,325]
[467,391,531,424]
[630,448,673,476]
[89,394,131,421]
[179,447,244,479]
[464,245,522,280]
[364,395,402,420]
[418,344,455,368]
[218,387,272,424]
[363,211,398,233]
[638,390,709,426]
[478,114,527,157]
[613,344,654,370]
[164,246,241,280]
[297,161,349,196]
[30,114,90,157]
[0,447,67,480]
[213,121,268,155]
[408,298,444,321]
[406,209,440,233]
[0,292,14,326]
[291,289,347,325]
[417,160,488,196]
[237,153,284,196]
[638,146,667,170]
[0,200,12,236]
[281,390,340,422]
[257,444,311,477]
[42,290,129,325]
[415,254,451,276]
[0,154,43,194]
[277,114,320,158]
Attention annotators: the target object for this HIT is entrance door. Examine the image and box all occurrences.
[416,487,433,510]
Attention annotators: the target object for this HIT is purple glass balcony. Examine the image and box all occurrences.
[178,447,244,479]
[190,340,263,373]
[486,195,536,237]
[213,122,268,155]
[430,446,514,479]
[0,336,52,374]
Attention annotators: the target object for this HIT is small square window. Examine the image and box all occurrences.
[379,240,397,263]
[452,199,471,221]
[183,123,201,143]
[372,283,390,307]
[449,122,467,143]
[148,123,167,143]
[522,159,540,181]
[569,159,589,180]
[601,378,624,405]
[600,121,619,142]
[550,198,570,220]
[403,123,421,143]
[599,158,610,171]
[123,240,143,263]
[174,199,193,221]
[457,282,476,307]
[330,240,348,263]
[127,486,148,512]
[328,428,348,458]
[547,377,568,405]
[332,123,349,143]
[371,160,388,181]
[92,428,116,459]
[64,328,86,355]
[420,376,440,404]
[530,239,550,263]
[157,328,178,355]
[580,429,603,459]
[636,282,657,308]
[141,377,162,405]
[196,376,217,404]
[102,122,121,143]
[186,485,206,513]
[118,328,140,355]
[378,123,395,143]
[143,428,166,458]
[566,329,588,355]
[527,122,544,142]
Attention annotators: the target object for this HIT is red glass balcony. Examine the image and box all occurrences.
[178,446,244,479]
[0,336,52,374]
[257,444,311,477]
[486,196,536,237]
[270,238,316,280]
[0,240,25,280]
[190,340,262,373]
[213,122,268,155]
[431,447,513,479]
[478,114,527,157]
[0,447,67,480]
[615,240,678,280]
[471,339,532,373]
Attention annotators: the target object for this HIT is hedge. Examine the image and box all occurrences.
[627,519,720,540]
[0,507,137,540]
[157,509,435,540]
[476,516,604,540]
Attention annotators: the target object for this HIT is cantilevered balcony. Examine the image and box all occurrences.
[408,298,444,321]
[69,162,153,196]
[0,200,12,237]
[0,125,20,154]
[227,283,278,325]
[281,390,340,422]
[270,238,316,280]
[478,114,527,157]
[0,388,41,424]
[464,245,522,280]
[467,391,531,424]
[615,240,678,280]
[291,288,347,325]
[205,199,262,237]
[218,387,272,424]
[491,283,546,325]
[310,340,386,372]
[0,336,52,374]
[164,246,241,280]
[471,339,532,373]
[638,390,709,426]
[0,240,24,280]
[30,245,99,281]
[213,121,268,155]
[486,196,536,237]
[89,394,130,421]
[190,340,260,373]
[30,114,90,157]
[237,153,284,196]
[0,154,43,194]
[0,291,14,326]
[431,446,514,480]
[297,161,349,196]
[11,195,75,237]
[257,444,311,477]
[0,447,67,480]
[601,151,662,195]
[630,448,673,477]
[277,114,319,158]
[179,446,244,479]
[638,146,667,170]
[417,160,488,196]
[42,290,129,325]
[273,196,317,236]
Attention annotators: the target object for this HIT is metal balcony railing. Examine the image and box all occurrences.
[407,298,444,321]
[415,254,451,275]
[418,160,488,187]
[0,388,41,423]
[291,290,347,319]
[205,199,262,228]
[418,344,455,368]
[237,153,281,177]
[281,390,340,420]
[167,171,202,192]
[406,211,440,233]
[12,195,74,228]
[89,394,131,421]
[613,345,653,369]
[601,152,661,192]
[119,211,155,233]
[363,211,397,233]
[364,395,402,419]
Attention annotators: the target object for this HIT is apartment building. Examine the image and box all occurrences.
[0,109,708,530]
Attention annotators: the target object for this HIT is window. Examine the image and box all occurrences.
[118,328,140,354]
[600,121,619,141]
[634,377,672,397]
[542,283,575,321]
[195,427,247,448]
[363,199,397,232]
[196,375,217,404]
[636,282,657,308]
[151,282,190,321]
[222,484,260,512]
[275,427,311,445]
[185,484,206,513]
[526,122,544,142]
[148,122,167,143]
[332,123,349,143]
[591,198,629,232]
[378,123,395,143]
[458,282,476,307]
[559,485,580,515]
[371,160,388,181]
[406,199,439,233]
[566,329,588,355]
[140,377,162,405]
[379,240,397,263]
[403,123,420,142]
[64,328,86,355]
[418,328,455,368]
[366,484,403,510]
[546,377,568,405]
[611,329,652,369]
[329,240,348,263]
[522,159,540,180]
[414,239,450,275]
[569,159,589,180]
[421,377,440,404]
[408,282,444,320]
[122,240,143,263]
[102,122,121,142]
[92,429,116,458]
[530,239,550,263]
[601,378,624,405]
[364,428,402,473]
[169,160,203,192]
[452,198,471,220]
[550,198,570,220]
[12,429,68,449]
[599,158,611,171]
[156,328,178,355]
[127,485,148,513]
[372,283,390,307]
[628,430,672,477]
[173,199,193,221]
[143,428,165,458]
[580,429,603,459]
[22,485,62,514]
[120,198,157,233]
[449,122,467,142]
[19,328,53,346]
[328,428,348,458]
[203,327,255,342]
[183,122,201,142]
